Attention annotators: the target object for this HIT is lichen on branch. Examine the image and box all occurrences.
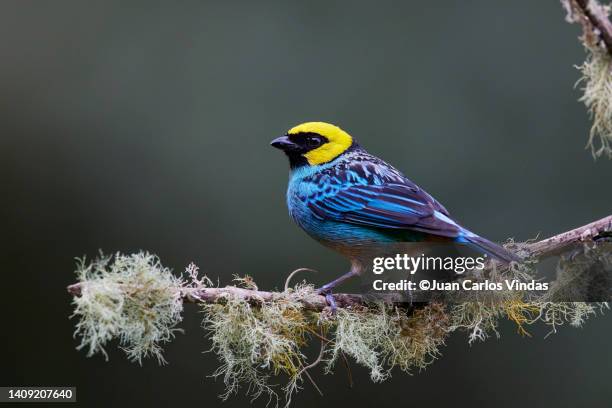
[67,215,611,406]
[70,252,183,364]
[562,0,612,158]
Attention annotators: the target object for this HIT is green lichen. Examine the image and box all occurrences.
[69,248,610,407]
[71,252,183,364]
[327,303,448,382]
[201,281,315,405]
[579,46,612,159]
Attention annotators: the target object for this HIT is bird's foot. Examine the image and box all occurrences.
[316,286,338,314]
[315,270,358,315]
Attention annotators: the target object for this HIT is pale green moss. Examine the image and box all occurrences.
[69,249,610,407]
[328,304,393,382]
[450,301,504,343]
[328,303,448,381]
[71,252,183,364]
[201,282,313,405]
[562,0,612,159]
[579,47,612,159]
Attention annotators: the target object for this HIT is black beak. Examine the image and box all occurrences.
[270,135,299,152]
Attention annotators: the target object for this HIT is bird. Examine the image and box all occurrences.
[270,121,518,307]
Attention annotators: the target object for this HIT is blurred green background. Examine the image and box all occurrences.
[2,1,612,407]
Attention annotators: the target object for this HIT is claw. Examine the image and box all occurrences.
[317,287,338,314]
[315,270,359,314]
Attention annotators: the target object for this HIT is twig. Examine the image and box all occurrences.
[339,352,354,388]
[284,268,317,291]
[572,0,612,54]
[296,333,326,396]
[67,215,612,311]
[525,214,612,257]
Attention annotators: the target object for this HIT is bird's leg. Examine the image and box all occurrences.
[316,270,358,313]
[317,270,358,294]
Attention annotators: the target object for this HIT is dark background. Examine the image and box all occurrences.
[3,1,612,407]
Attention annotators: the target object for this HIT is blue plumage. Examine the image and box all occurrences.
[287,147,463,245]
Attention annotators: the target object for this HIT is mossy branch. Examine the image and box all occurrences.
[67,215,612,310]
[570,0,612,53]
[65,216,611,406]
[562,0,612,158]
[524,214,612,257]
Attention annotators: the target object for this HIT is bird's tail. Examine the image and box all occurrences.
[462,234,520,264]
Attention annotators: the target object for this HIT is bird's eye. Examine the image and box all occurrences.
[306,136,324,148]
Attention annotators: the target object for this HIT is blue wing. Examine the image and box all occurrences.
[297,155,519,262]
[302,166,462,238]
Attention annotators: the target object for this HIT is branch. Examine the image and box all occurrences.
[572,0,612,54]
[67,215,612,311]
[67,281,404,312]
[526,214,612,257]
[65,217,612,404]
[562,0,612,158]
